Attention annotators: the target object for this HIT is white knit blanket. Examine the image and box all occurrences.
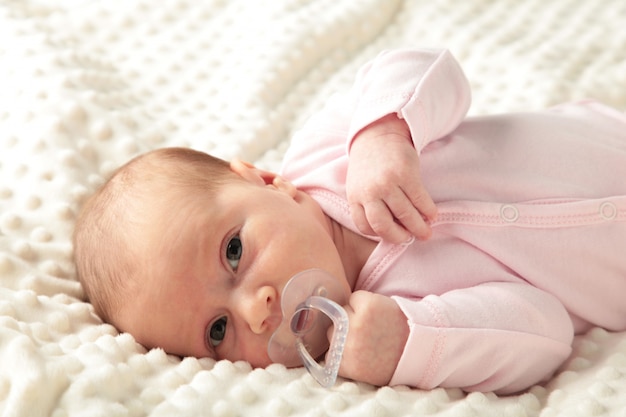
[1,1,625,416]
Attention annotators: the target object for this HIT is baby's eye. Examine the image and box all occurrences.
[225,235,243,271]
[207,316,228,348]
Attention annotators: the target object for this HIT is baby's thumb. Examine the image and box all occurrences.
[324,323,339,363]
[326,324,335,345]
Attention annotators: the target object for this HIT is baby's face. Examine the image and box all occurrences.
[115,173,350,367]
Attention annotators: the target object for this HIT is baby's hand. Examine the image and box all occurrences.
[347,114,437,243]
[328,291,409,386]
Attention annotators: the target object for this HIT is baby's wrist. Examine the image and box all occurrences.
[351,114,412,156]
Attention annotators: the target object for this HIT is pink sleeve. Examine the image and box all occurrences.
[281,48,471,182]
[347,48,471,153]
[390,282,574,394]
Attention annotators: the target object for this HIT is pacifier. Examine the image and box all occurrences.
[267,269,349,388]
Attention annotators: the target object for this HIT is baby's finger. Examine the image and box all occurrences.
[362,200,412,244]
[388,193,432,240]
[349,203,375,236]
[403,178,438,221]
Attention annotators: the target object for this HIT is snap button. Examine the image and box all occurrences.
[500,204,519,223]
[599,201,617,221]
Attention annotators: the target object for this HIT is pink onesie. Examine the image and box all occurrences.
[280,48,626,394]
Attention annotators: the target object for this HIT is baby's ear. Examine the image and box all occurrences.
[230,158,277,186]
[270,174,297,197]
[230,159,297,197]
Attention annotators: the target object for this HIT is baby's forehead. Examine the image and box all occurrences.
[136,184,214,223]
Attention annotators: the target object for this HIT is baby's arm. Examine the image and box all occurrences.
[390,282,574,394]
[333,283,574,393]
[346,49,471,242]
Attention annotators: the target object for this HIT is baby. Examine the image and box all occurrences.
[73,48,626,394]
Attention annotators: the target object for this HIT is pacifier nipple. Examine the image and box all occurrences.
[267,269,349,387]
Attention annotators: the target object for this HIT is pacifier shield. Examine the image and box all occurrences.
[267,269,349,368]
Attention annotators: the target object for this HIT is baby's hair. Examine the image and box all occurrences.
[73,147,236,324]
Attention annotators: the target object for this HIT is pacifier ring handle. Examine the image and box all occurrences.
[295,295,349,388]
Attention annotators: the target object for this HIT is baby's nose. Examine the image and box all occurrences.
[241,285,277,334]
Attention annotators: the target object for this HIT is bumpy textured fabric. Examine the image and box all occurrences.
[1,1,625,416]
